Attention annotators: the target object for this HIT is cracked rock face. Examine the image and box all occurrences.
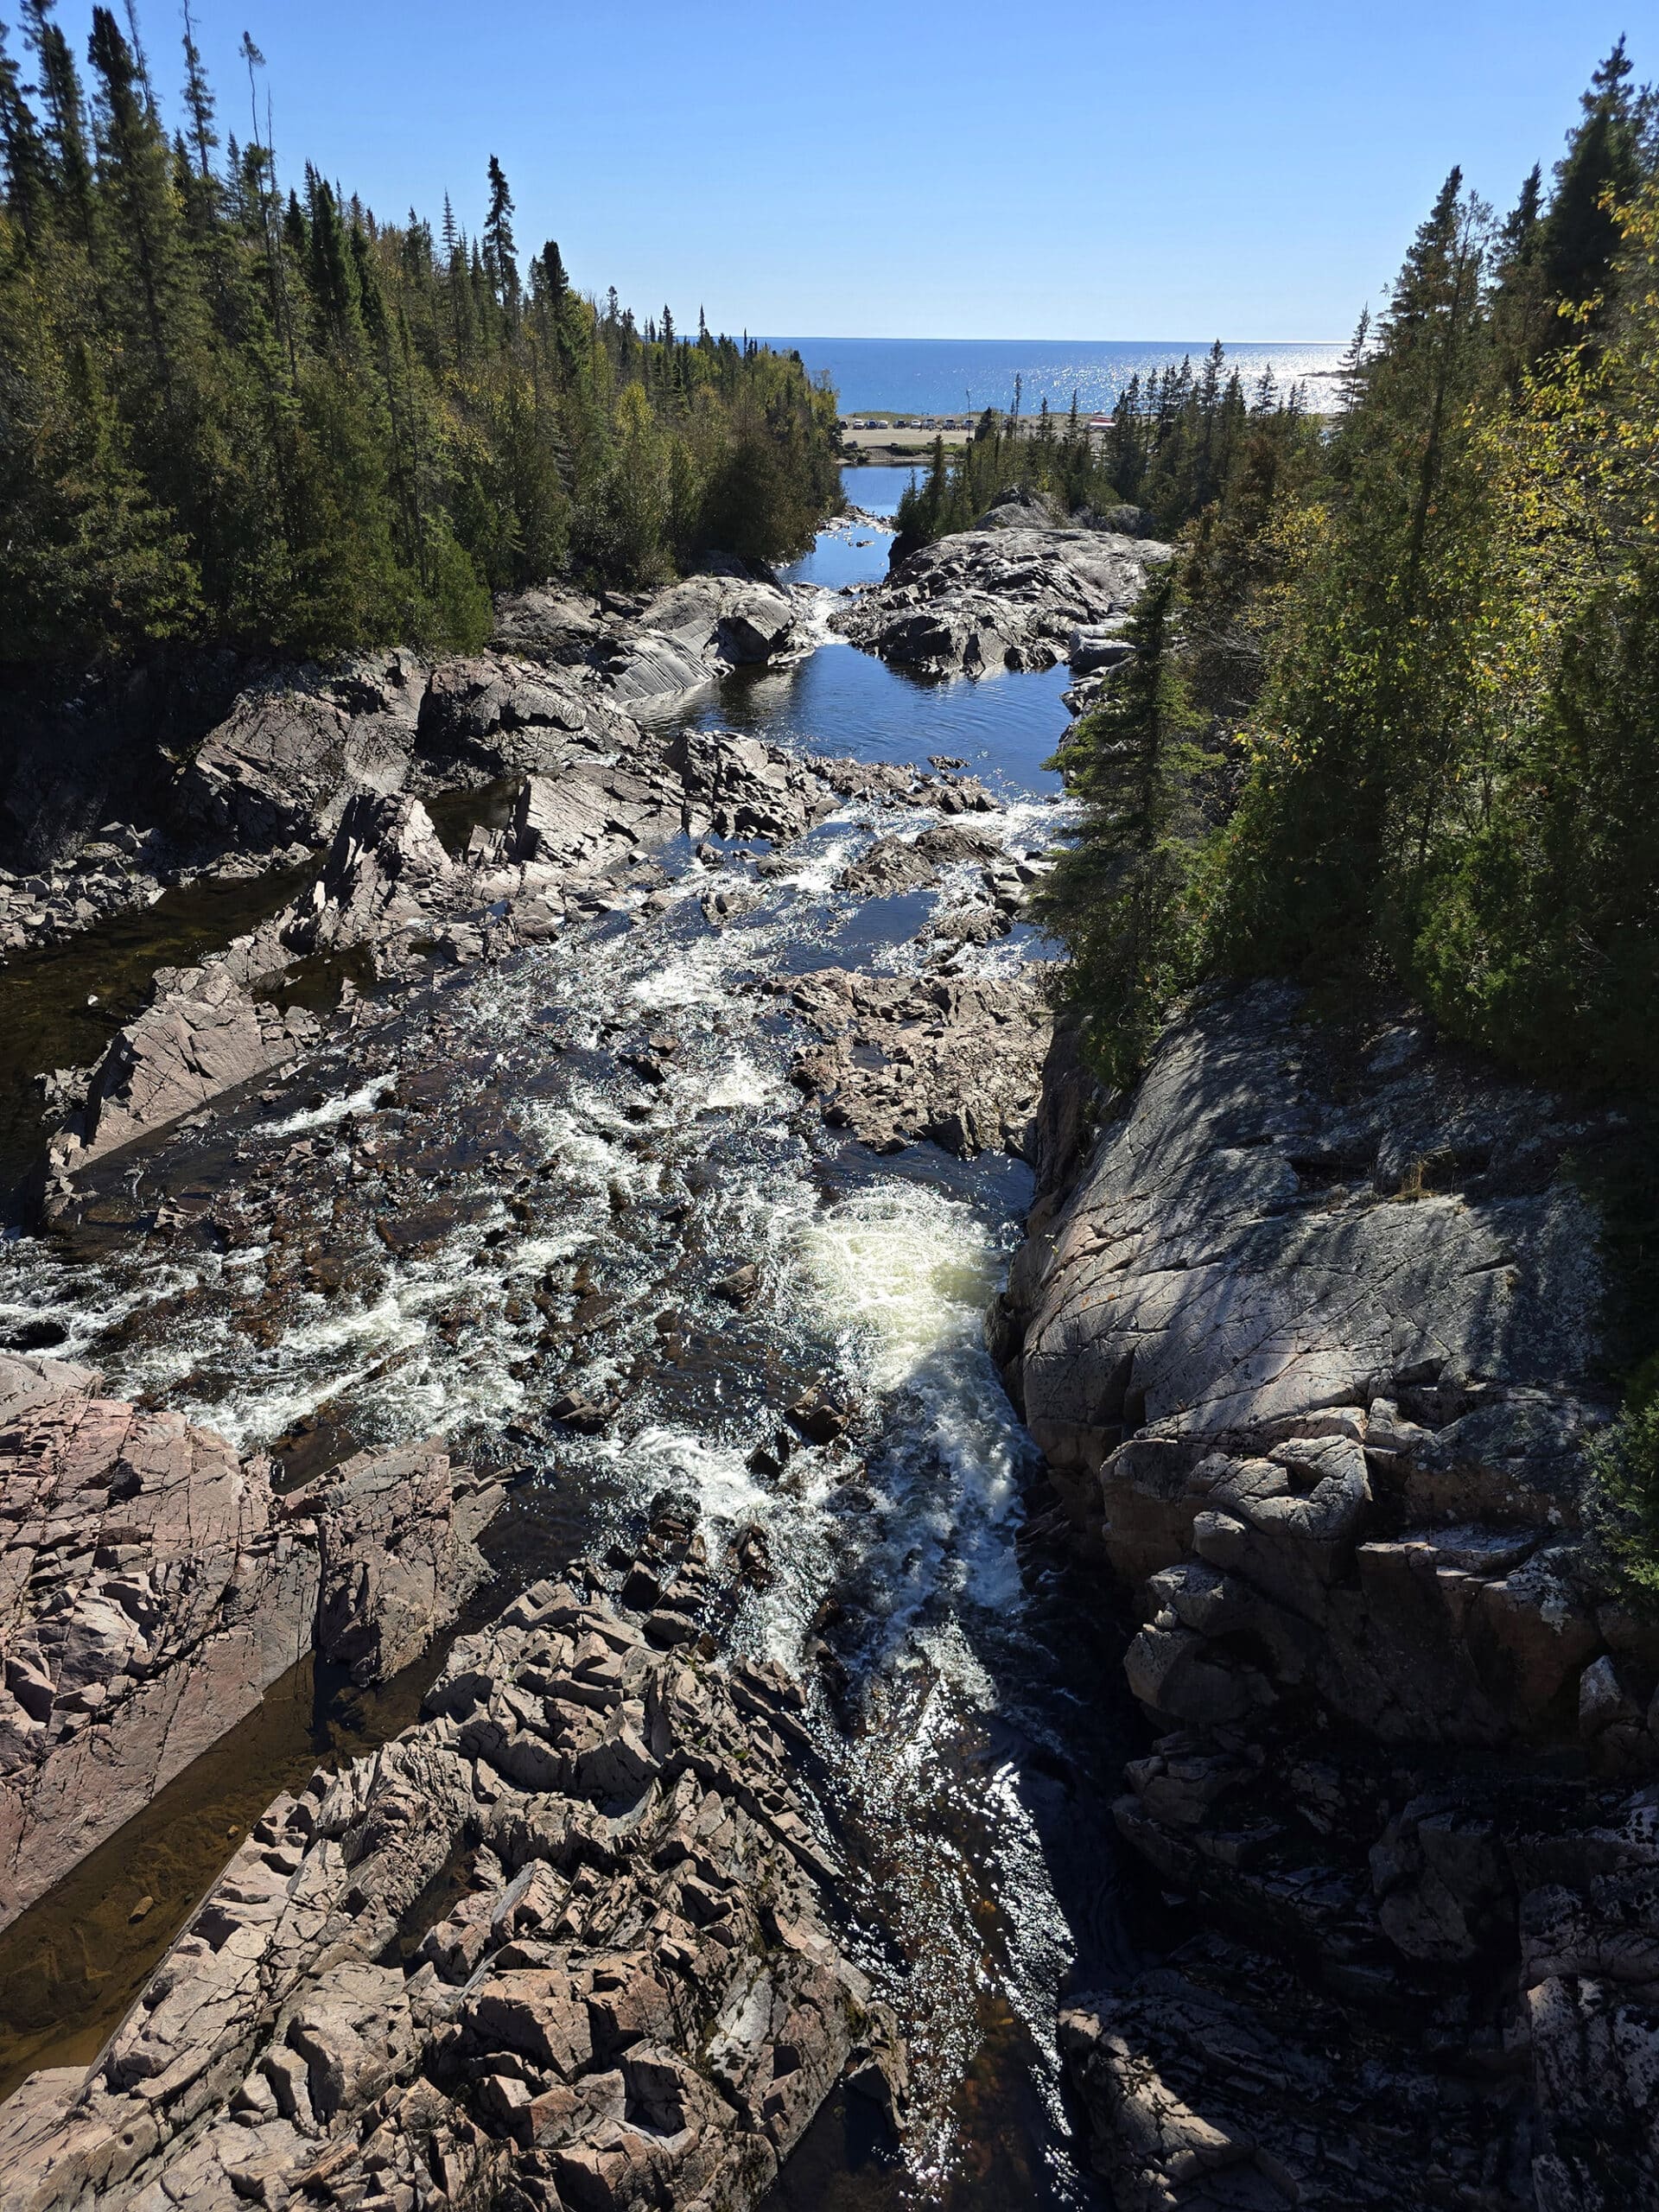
[494,569,804,708]
[0,1356,498,1931]
[999,981,1658,2209]
[834,524,1170,677]
[1007,981,1606,1546]
[178,654,429,855]
[0,1522,903,2212]
[785,967,1052,1160]
[48,965,320,1177]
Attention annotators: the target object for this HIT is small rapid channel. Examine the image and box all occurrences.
[0,470,1137,2208]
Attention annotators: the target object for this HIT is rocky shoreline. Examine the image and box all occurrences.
[1,1497,903,2212]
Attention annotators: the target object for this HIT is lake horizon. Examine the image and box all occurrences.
[760,334,1350,416]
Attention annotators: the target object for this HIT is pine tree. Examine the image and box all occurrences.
[482,153,518,330]
[1038,563,1211,1084]
[0,17,48,246]
[86,7,190,396]
[1540,40,1641,321]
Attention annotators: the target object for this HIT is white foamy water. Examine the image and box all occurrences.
[0,562,1116,2206]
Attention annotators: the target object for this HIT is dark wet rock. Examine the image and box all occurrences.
[836,819,1002,899]
[0,1549,903,2211]
[550,1392,620,1435]
[713,1263,762,1309]
[785,1389,852,1446]
[787,967,1052,1160]
[836,523,1171,677]
[0,1357,493,1931]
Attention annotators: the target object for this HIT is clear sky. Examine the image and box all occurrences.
[45,0,1649,339]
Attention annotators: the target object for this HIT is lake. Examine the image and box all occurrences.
[766,334,1346,416]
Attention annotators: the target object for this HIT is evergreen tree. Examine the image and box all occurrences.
[1540,39,1642,321]
[1038,564,1213,1084]
[482,152,517,327]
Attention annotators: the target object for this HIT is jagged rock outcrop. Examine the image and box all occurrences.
[996,981,1657,2209]
[835,818,1002,899]
[0,1513,903,2212]
[835,521,1170,677]
[178,653,428,854]
[495,567,803,706]
[415,654,641,781]
[280,791,455,960]
[672,728,838,845]
[787,967,1052,1159]
[49,964,320,1175]
[0,1356,497,1931]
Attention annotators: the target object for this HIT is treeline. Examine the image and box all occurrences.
[1039,41,1659,1104]
[893,348,1319,550]
[0,4,841,664]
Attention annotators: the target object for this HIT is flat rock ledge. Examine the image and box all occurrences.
[832,521,1170,677]
[0,1513,904,2212]
[0,1354,498,1930]
[995,980,1659,2209]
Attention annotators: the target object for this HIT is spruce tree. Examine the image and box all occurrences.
[1540,40,1641,321]
[482,153,518,329]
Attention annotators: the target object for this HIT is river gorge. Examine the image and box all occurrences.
[0,471,1650,2212]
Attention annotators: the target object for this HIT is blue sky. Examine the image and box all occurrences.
[43,1,1647,339]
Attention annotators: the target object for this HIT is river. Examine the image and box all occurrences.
[0,470,1141,2208]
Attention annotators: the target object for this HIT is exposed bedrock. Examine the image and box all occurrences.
[785,967,1053,1160]
[494,564,804,707]
[0,562,810,964]
[833,517,1171,677]
[995,981,1657,2209]
[0,1354,499,1933]
[0,1510,904,2212]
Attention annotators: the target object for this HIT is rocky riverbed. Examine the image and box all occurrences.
[0,499,1173,2209]
[6,480,1639,2212]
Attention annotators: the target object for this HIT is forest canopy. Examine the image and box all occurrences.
[0,3,842,664]
[1033,41,1659,1105]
